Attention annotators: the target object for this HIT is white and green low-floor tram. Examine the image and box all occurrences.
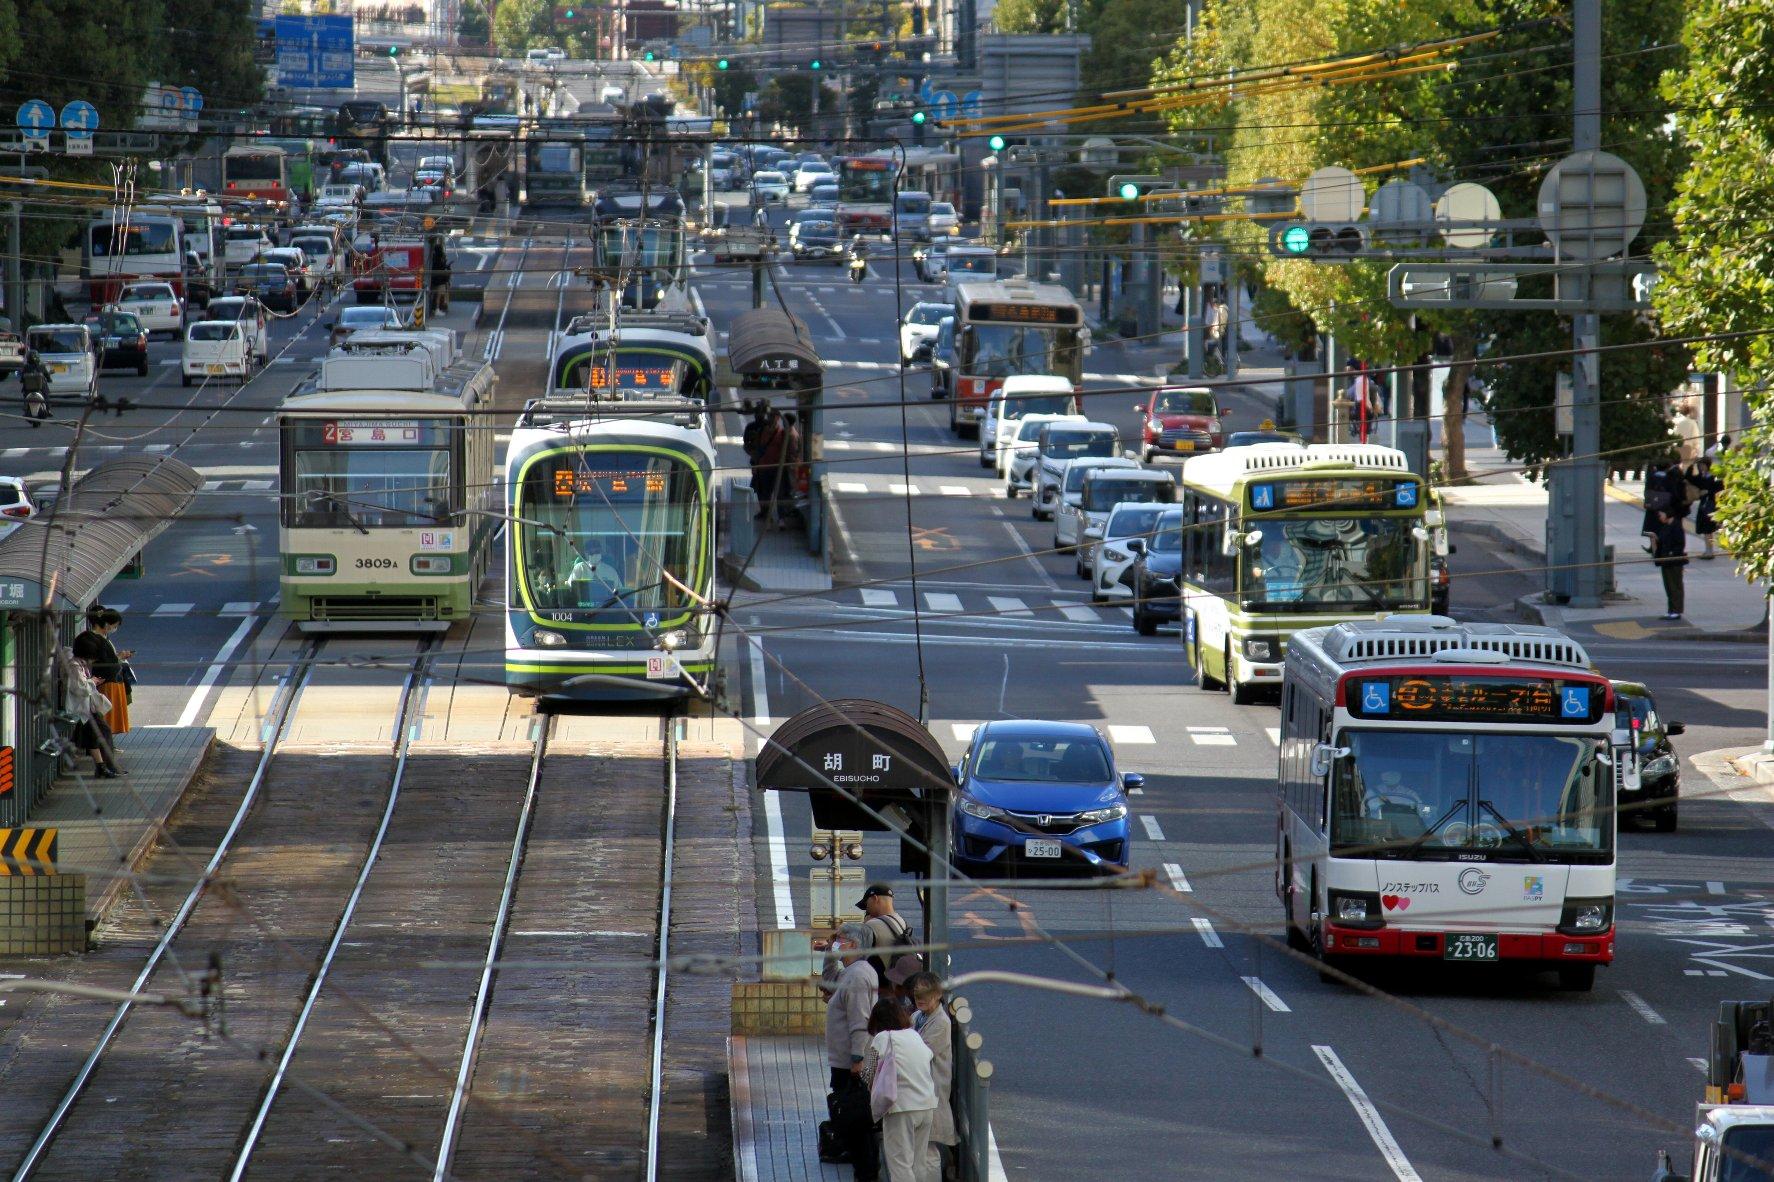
[1177,442,1433,702]
[503,395,717,702]
[549,310,715,406]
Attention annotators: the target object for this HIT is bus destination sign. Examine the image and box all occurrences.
[1250,477,1420,513]
[968,302,1082,326]
[1347,675,1606,725]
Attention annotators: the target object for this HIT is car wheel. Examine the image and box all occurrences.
[979,450,993,469]
[1556,963,1597,992]
[1652,801,1677,832]
[137,360,148,376]
[1075,555,1086,578]
[1005,484,1016,499]
[1134,608,1156,636]
[181,374,192,387]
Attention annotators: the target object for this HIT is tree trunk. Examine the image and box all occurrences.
[1440,333,1477,483]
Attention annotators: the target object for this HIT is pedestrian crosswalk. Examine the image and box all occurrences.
[830,479,996,498]
[944,720,1252,748]
[842,585,1132,625]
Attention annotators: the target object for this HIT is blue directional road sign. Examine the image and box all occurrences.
[16,99,54,143]
[275,14,355,89]
[59,100,97,157]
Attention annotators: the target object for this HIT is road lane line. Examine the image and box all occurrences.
[1312,1046,1424,1182]
[1192,917,1220,946]
[746,633,770,727]
[1619,989,1666,1025]
[1241,976,1291,1012]
[835,481,868,493]
[861,588,898,607]
[987,596,1030,617]
[1266,727,1281,746]
[1056,603,1100,623]
[1140,815,1165,841]
[1688,1057,1707,1073]
[153,603,194,617]
[1163,862,1191,892]
[889,482,920,495]
[176,613,258,728]
[924,592,963,614]
[747,634,795,929]
[1001,522,1059,591]
[939,485,970,496]
[1107,725,1155,744]
[1190,732,1238,746]
[1707,881,1726,895]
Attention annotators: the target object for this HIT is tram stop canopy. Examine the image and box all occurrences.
[726,308,822,386]
[757,699,953,831]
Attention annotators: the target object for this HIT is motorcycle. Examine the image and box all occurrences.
[848,252,867,283]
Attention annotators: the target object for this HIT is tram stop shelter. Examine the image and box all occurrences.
[724,308,826,555]
[0,457,202,825]
[755,699,955,974]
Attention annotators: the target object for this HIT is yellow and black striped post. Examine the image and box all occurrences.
[0,828,57,875]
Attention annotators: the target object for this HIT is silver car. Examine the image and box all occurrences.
[1073,470,1177,575]
[1032,421,1121,521]
[1091,503,1175,602]
[1004,413,1082,498]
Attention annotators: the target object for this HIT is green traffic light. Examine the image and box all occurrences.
[1281,224,1311,254]
[717,58,730,70]
[565,7,575,16]
[1118,182,1140,201]
[988,135,1006,152]
[911,111,927,125]
[810,59,822,70]
[387,45,399,57]
[644,50,656,61]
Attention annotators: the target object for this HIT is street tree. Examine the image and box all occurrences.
[492,0,552,54]
[1653,0,1774,580]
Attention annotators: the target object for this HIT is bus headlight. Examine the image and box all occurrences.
[534,629,568,648]
[411,555,452,574]
[1329,890,1380,924]
[1558,897,1612,935]
[1243,638,1277,662]
[294,555,335,575]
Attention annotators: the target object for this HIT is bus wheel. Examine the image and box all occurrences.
[1556,963,1596,992]
[1194,632,1222,690]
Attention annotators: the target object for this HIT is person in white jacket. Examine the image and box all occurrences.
[863,999,937,1182]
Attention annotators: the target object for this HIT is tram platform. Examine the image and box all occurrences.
[730,1035,848,1182]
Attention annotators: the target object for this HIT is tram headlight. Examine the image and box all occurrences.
[534,629,567,648]
[658,629,689,651]
[1558,897,1612,935]
[293,555,335,575]
[411,555,452,574]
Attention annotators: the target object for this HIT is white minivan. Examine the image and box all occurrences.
[1004,412,1084,497]
[25,324,98,401]
[182,320,252,385]
[982,375,1080,471]
[223,224,272,272]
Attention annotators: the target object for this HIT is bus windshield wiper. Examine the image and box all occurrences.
[1401,799,1468,859]
[1477,799,1545,862]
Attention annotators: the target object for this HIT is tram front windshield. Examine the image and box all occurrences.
[286,420,455,527]
[517,451,701,621]
[1330,732,1609,859]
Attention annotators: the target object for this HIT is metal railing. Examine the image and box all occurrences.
[949,994,994,1182]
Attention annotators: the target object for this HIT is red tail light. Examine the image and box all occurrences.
[1,506,30,519]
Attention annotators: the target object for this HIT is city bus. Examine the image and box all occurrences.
[945,278,1087,438]
[146,194,224,295]
[82,211,185,303]
[1276,617,1617,991]
[834,154,898,235]
[223,145,291,208]
[1177,442,1431,702]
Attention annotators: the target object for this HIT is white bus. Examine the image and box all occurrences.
[1277,617,1618,991]
[82,210,185,304]
[146,195,224,296]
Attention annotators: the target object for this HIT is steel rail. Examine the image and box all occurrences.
[644,714,683,1180]
[227,638,439,1181]
[12,638,324,1181]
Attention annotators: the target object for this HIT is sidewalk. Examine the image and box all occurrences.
[1445,428,1766,640]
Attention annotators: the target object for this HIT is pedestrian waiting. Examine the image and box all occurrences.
[822,923,880,1177]
[1651,509,1688,621]
[864,998,938,1182]
[906,971,958,1180]
[1684,456,1723,560]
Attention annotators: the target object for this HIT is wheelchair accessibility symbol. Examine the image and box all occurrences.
[1560,685,1590,718]
[1362,681,1390,713]
[644,611,660,629]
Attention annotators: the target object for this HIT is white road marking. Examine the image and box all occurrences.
[1707,881,1726,895]
[242,479,273,491]
[1140,815,1165,842]
[1163,862,1191,893]
[888,482,919,496]
[1001,522,1059,591]
[834,481,868,493]
[1241,976,1291,1012]
[1266,727,1281,746]
[924,592,963,614]
[2,448,24,459]
[1192,917,1221,946]
[870,441,898,452]
[1618,989,1666,1025]
[860,588,898,607]
[176,613,258,728]
[1190,732,1238,746]
[1313,1046,1423,1182]
[939,485,971,496]
[1107,725,1156,745]
[1057,603,1100,623]
[987,595,1030,617]
[1688,1057,1708,1073]
[153,603,194,617]
[219,602,257,616]
[951,723,978,742]
[746,634,794,929]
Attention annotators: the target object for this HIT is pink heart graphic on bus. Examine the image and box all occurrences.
[1381,894,1408,911]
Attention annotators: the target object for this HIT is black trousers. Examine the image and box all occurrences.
[828,1068,879,1180]
[1660,562,1685,616]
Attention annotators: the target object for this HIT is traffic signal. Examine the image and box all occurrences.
[911,110,927,125]
[564,5,576,15]
[717,58,730,70]
[1268,222,1368,260]
[810,59,822,70]
[387,45,399,58]
[644,49,657,61]
[988,134,1006,152]
[1107,174,1162,202]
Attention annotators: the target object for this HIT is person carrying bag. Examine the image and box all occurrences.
[73,607,132,735]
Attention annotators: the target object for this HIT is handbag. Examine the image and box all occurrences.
[118,659,138,688]
[870,1036,900,1122]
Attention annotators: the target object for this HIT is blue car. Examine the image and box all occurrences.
[951,721,1142,874]
[1131,509,1185,636]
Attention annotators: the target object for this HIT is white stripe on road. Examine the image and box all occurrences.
[1001,522,1059,591]
[1192,917,1221,946]
[987,596,1030,617]
[1191,731,1238,746]
[219,602,257,616]
[1688,1057,1708,1073]
[748,633,795,930]
[888,483,920,496]
[1140,815,1165,842]
[1313,1046,1423,1182]
[924,592,963,614]
[1163,862,1191,893]
[1266,727,1281,746]
[176,613,258,728]
[1618,989,1666,1025]
[1707,881,1726,896]
[1057,603,1100,623]
[1107,725,1156,745]
[939,485,971,496]
[860,588,899,607]
[1241,976,1291,1012]
[153,603,194,617]
[835,482,868,494]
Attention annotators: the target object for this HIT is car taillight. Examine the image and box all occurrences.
[1,505,31,519]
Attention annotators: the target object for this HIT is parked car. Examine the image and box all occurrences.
[203,296,270,364]
[927,201,960,236]
[1129,509,1186,635]
[114,281,184,335]
[899,301,951,362]
[24,324,99,401]
[330,303,408,347]
[750,171,790,203]
[1612,681,1685,831]
[951,720,1141,875]
[83,310,150,375]
[1138,385,1225,461]
[0,476,36,539]
[181,320,252,385]
[1051,457,1140,553]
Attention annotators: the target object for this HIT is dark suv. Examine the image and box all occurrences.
[1612,681,1685,831]
[83,310,150,375]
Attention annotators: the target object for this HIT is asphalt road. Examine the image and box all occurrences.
[706,206,1774,1180]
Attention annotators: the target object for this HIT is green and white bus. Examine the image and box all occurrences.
[1176,442,1432,702]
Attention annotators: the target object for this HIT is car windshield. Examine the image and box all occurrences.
[123,286,173,301]
[973,734,1112,783]
[931,203,955,217]
[1148,512,1186,552]
[948,252,996,276]
[1016,418,1061,442]
[1615,692,1661,734]
[1064,463,1116,493]
[1331,731,1609,858]
[1042,429,1116,459]
[1001,391,1072,417]
[1155,389,1216,414]
[1720,1127,1774,1182]
[1086,478,1172,512]
[342,307,399,327]
[1242,517,1423,610]
[189,323,240,341]
[754,172,785,183]
[243,264,285,279]
[31,330,85,353]
[293,238,331,255]
[907,304,948,326]
[796,220,836,236]
[1106,505,1169,540]
[227,227,264,242]
[897,194,931,214]
[96,313,140,334]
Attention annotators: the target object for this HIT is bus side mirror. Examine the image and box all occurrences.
[1310,744,1349,778]
[1666,722,1686,737]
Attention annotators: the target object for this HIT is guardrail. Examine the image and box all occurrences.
[949,994,994,1182]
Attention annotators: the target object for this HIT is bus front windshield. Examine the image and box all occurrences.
[1242,517,1422,610]
[838,162,895,203]
[516,451,703,623]
[90,222,176,257]
[1331,731,1609,859]
[968,324,1064,379]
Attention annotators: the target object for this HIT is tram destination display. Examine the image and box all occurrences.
[1347,674,1608,725]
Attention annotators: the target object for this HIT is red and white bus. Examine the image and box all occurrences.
[834,154,898,235]
[223,145,291,208]
[82,211,185,303]
[946,278,1087,438]
[1278,618,1618,991]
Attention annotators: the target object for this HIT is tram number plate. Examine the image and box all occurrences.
[1444,933,1498,961]
[645,654,681,681]
[1024,839,1062,859]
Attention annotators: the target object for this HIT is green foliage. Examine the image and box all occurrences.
[493,0,553,54]
[159,0,263,111]
[458,0,491,44]
[992,0,1067,34]
[755,74,839,132]
[1654,0,1774,578]
[712,64,757,118]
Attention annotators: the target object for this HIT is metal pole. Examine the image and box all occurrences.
[928,798,950,979]
[1223,255,1239,381]
[7,203,22,333]
[1560,0,1606,607]
[1140,222,1160,341]
[1185,258,1203,380]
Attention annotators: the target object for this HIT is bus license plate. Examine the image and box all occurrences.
[1444,933,1498,961]
[1173,440,1194,451]
[49,364,66,374]
[1024,838,1062,859]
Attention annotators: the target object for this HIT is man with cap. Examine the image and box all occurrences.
[824,922,881,1177]
[859,882,921,998]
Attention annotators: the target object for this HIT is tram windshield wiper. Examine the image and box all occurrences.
[1477,799,1545,862]
[594,579,666,612]
[309,491,369,535]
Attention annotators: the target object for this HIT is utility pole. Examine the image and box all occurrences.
[1565,0,1604,607]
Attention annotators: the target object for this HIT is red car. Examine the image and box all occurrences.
[1137,386,1225,461]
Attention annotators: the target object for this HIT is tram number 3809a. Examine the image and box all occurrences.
[356,557,396,569]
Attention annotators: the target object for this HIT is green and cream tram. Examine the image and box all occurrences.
[278,335,498,630]
[504,395,717,701]
[549,310,715,405]
[1177,442,1431,702]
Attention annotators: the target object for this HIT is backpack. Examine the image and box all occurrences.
[868,913,925,985]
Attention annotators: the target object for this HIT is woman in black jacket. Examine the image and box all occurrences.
[72,607,132,735]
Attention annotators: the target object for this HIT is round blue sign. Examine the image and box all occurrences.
[180,87,203,114]
[15,99,54,136]
[59,100,98,138]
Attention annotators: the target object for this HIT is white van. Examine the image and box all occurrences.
[982,375,1080,471]
[182,320,251,385]
[203,296,271,365]
[1004,412,1084,496]
[25,324,98,401]
[600,84,626,106]
[223,224,272,273]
